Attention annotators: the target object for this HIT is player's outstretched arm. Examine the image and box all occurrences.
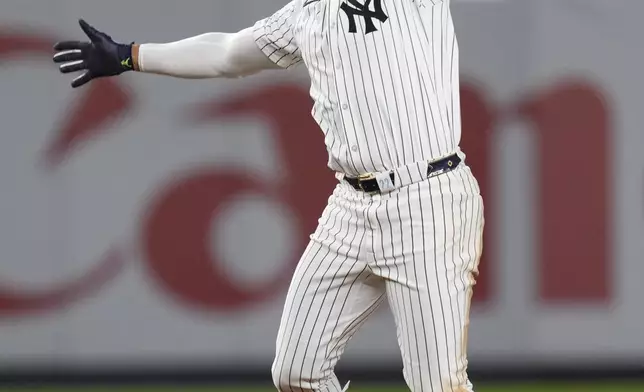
[53,19,278,88]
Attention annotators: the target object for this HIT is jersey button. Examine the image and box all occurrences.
[342,104,349,110]
[335,62,342,70]
[351,145,358,152]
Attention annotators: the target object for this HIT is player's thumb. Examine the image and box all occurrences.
[78,19,101,42]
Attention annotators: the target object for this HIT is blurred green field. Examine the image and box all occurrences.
[3,382,644,392]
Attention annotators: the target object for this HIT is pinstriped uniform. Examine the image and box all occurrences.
[253,0,484,391]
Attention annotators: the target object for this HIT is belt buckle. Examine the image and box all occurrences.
[427,163,436,177]
[357,173,377,194]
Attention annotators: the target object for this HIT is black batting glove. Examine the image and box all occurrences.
[53,19,135,88]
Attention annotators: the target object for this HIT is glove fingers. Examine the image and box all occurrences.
[53,41,89,51]
[53,49,84,63]
[71,71,94,89]
[79,19,101,42]
[59,60,87,74]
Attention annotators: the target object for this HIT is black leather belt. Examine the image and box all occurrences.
[345,153,461,194]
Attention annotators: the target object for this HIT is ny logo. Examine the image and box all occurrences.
[340,0,389,34]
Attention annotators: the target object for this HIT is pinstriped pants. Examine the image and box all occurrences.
[272,165,484,392]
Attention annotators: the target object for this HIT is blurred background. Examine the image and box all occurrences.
[1,0,643,391]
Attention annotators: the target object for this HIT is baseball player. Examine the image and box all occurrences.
[53,0,484,390]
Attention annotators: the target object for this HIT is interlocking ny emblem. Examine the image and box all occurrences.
[340,0,389,34]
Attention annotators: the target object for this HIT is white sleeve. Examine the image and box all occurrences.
[252,1,303,69]
[137,27,280,79]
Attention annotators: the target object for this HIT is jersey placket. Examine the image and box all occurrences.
[326,3,366,175]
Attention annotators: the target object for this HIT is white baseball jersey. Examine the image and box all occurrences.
[253,1,483,392]
[254,0,459,176]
